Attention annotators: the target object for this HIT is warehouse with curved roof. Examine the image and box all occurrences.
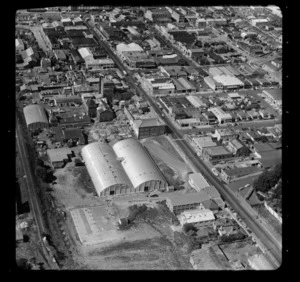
[112,139,167,192]
[23,104,49,131]
[81,142,134,197]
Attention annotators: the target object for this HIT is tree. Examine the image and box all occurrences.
[253,164,282,193]
[183,223,197,234]
[236,146,251,157]
[35,166,48,182]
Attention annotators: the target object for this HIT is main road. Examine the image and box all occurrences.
[87,22,282,268]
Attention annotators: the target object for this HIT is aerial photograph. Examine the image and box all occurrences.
[15,5,282,270]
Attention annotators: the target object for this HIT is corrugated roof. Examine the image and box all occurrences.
[112,139,167,189]
[81,142,132,196]
[23,105,48,127]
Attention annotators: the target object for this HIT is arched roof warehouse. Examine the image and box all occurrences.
[81,142,133,196]
[112,138,167,191]
[23,104,49,127]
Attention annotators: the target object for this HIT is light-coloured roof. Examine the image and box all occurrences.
[209,67,223,77]
[81,142,132,196]
[112,139,167,189]
[186,95,205,108]
[209,107,232,119]
[202,186,220,199]
[164,191,211,206]
[47,148,72,163]
[228,92,241,98]
[16,38,24,48]
[23,104,48,127]
[193,136,217,148]
[189,173,210,190]
[179,209,215,223]
[116,43,143,53]
[78,47,93,59]
[213,75,244,86]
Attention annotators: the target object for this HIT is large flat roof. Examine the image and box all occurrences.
[162,191,211,206]
[213,74,244,86]
[204,146,231,156]
[189,173,210,189]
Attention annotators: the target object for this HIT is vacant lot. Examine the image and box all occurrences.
[78,235,192,270]
[52,164,103,209]
[218,240,259,267]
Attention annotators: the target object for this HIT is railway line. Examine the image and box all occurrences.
[16,113,59,269]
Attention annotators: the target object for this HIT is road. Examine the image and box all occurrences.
[150,26,200,68]
[87,22,282,268]
[16,113,59,269]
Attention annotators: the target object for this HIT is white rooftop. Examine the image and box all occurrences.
[213,75,244,86]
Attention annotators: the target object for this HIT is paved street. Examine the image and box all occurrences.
[86,21,282,268]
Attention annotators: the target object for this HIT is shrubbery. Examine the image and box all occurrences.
[253,164,282,194]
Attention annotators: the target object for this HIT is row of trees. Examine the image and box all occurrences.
[35,158,57,184]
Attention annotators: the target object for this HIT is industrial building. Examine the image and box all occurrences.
[81,142,134,197]
[209,107,233,124]
[81,139,168,197]
[178,209,215,226]
[205,74,245,91]
[112,139,168,192]
[192,136,217,156]
[202,146,233,164]
[164,191,212,215]
[140,76,175,96]
[132,118,166,139]
[188,173,210,191]
[23,104,49,131]
[47,148,75,169]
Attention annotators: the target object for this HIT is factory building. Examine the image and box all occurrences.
[81,142,134,197]
[209,107,233,124]
[113,139,168,192]
[23,104,49,131]
[81,139,168,197]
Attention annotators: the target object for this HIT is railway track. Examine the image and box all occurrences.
[16,113,59,269]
